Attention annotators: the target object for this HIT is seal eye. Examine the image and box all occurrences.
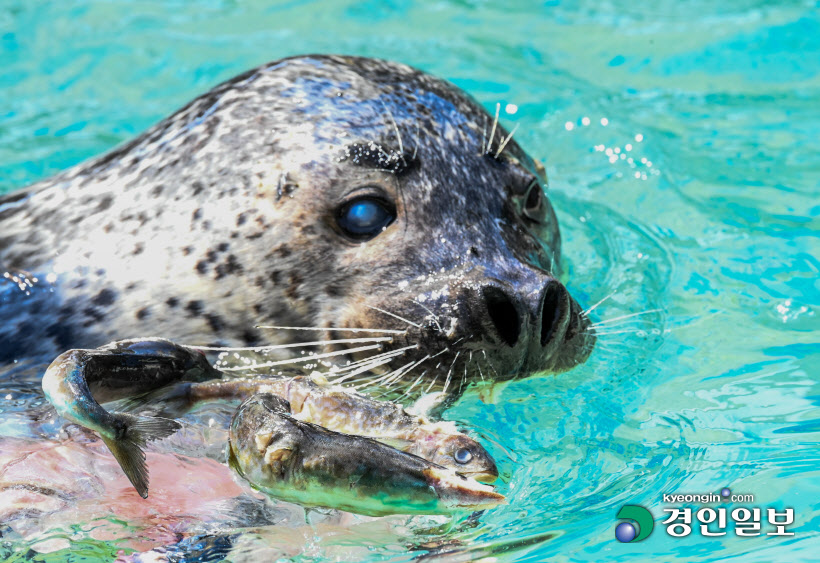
[523,180,545,222]
[337,197,396,241]
[454,447,473,465]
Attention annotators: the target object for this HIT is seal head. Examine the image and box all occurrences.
[0,55,593,389]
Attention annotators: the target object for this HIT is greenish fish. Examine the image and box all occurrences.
[160,374,498,482]
[228,394,505,516]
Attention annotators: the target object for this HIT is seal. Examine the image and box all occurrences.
[0,54,594,391]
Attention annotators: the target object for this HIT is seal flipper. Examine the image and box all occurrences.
[102,413,181,498]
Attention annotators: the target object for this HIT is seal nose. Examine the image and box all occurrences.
[539,281,570,347]
[481,286,521,347]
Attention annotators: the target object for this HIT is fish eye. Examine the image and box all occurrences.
[336,196,396,241]
[522,180,545,222]
[454,447,473,465]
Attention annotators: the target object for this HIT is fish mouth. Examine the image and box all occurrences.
[460,470,498,484]
[423,466,506,510]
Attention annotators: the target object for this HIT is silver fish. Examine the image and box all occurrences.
[41,338,220,498]
[228,394,505,516]
[153,374,498,482]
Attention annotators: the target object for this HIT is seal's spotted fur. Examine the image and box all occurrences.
[0,55,592,386]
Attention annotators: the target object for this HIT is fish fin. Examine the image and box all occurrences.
[101,433,150,498]
[101,414,181,498]
[125,413,183,442]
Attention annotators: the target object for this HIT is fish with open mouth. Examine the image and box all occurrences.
[146,372,498,483]
[42,338,501,509]
[228,393,505,516]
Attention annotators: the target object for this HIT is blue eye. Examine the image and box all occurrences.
[337,197,395,240]
[454,448,473,464]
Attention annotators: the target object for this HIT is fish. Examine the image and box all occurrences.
[228,393,505,516]
[144,374,499,482]
[41,338,221,498]
[43,338,498,500]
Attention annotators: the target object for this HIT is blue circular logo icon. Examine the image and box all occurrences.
[614,505,654,543]
[615,522,637,543]
[721,487,731,498]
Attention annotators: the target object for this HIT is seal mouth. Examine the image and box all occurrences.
[329,284,594,396]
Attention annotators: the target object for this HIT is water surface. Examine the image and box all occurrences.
[1,1,818,561]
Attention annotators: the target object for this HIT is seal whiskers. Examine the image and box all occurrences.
[485,102,501,155]
[328,344,419,385]
[582,292,617,317]
[219,343,385,372]
[256,325,406,335]
[587,308,663,329]
[495,123,520,159]
[442,350,461,395]
[366,305,423,328]
[191,335,394,353]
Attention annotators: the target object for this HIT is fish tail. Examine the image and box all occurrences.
[101,413,182,499]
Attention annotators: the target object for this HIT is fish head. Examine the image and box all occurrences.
[423,432,498,483]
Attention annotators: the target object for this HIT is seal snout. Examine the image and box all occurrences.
[475,275,584,375]
[481,278,570,350]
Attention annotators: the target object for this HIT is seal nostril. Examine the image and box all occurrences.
[540,282,565,347]
[482,287,520,347]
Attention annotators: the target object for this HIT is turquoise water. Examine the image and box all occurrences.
[2,1,819,561]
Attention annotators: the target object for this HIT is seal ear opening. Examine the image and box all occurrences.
[482,286,521,347]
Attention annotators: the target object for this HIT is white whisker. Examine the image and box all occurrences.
[593,328,663,336]
[494,123,519,158]
[399,369,428,400]
[219,344,382,372]
[356,361,414,389]
[330,345,417,384]
[332,344,415,372]
[486,102,500,155]
[366,305,422,328]
[191,336,392,353]
[481,114,488,155]
[357,355,427,390]
[411,298,442,331]
[442,350,461,394]
[590,308,663,328]
[459,362,468,394]
[583,292,616,317]
[481,350,501,379]
[382,101,404,157]
[422,369,440,395]
[256,324,406,335]
[384,354,431,388]
[330,355,400,384]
